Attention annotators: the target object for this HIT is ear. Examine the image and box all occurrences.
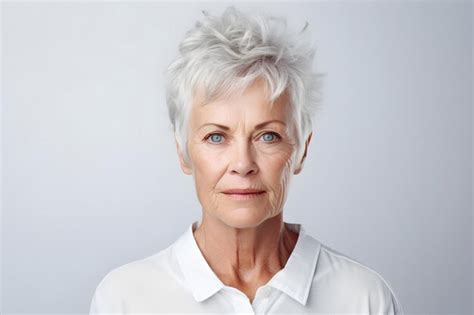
[294,132,313,175]
[175,139,193,175]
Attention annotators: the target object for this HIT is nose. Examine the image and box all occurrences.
[229,140,258,176]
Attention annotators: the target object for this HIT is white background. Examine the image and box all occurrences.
[2,1,472,313]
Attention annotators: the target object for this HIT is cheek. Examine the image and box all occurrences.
[259,149,295,196]
[190,146,227,190]
[254,155,293,217]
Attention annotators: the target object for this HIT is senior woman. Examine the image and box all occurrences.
[90,6,403,314]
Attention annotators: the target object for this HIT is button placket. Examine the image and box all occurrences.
[221,286,255,314]
[253,286,273,314]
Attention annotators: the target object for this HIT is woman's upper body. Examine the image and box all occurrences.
[90,220,403,314]
[90,6,404,314]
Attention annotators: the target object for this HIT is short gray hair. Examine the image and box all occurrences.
[164,6,325,165]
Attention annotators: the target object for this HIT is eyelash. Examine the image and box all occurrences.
[204,132,281,144]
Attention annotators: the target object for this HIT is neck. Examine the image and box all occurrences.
[192,212,298,285]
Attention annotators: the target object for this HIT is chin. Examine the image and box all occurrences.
[219,207,269,229]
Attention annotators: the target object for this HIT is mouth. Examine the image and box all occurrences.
[223,188,265,194]
[222,189,266,201]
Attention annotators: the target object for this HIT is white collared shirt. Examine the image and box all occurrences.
[90,221,404,314]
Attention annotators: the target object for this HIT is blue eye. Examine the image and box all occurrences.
[207,134,224,144]
[261,132,280,142]
[263,132,275,141]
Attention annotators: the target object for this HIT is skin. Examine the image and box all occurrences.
[175,79,312,303]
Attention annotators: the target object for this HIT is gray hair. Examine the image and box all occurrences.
[164,6,325,166]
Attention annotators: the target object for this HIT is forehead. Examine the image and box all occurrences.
[190,79,291,122]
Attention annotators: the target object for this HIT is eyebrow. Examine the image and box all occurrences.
[198,120,287,131]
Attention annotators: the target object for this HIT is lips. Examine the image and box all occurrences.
[222,189,265,195]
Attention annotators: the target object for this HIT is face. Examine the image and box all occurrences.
[176,79,312,229]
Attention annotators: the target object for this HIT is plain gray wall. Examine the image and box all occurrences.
[2,1,472,314]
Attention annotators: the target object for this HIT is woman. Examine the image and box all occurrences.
[90,6,403,314]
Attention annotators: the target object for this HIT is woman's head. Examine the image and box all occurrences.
[164,6,324,228]
[165,6,324,166]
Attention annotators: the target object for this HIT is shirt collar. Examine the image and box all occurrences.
[265,222,322,305]
[173,220,322,305]
[173,221,224,302]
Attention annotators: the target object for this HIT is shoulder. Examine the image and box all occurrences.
[96,244,187,291]
[311,242,404,314]
[90,245,186,312]
[316,244,392,289]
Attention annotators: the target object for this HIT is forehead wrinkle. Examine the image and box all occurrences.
[198,119,287,133]
[192,83,292,134]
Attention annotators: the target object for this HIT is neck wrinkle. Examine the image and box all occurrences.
[192,214,299,284]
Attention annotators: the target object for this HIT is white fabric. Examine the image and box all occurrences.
[90,221,404,314]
